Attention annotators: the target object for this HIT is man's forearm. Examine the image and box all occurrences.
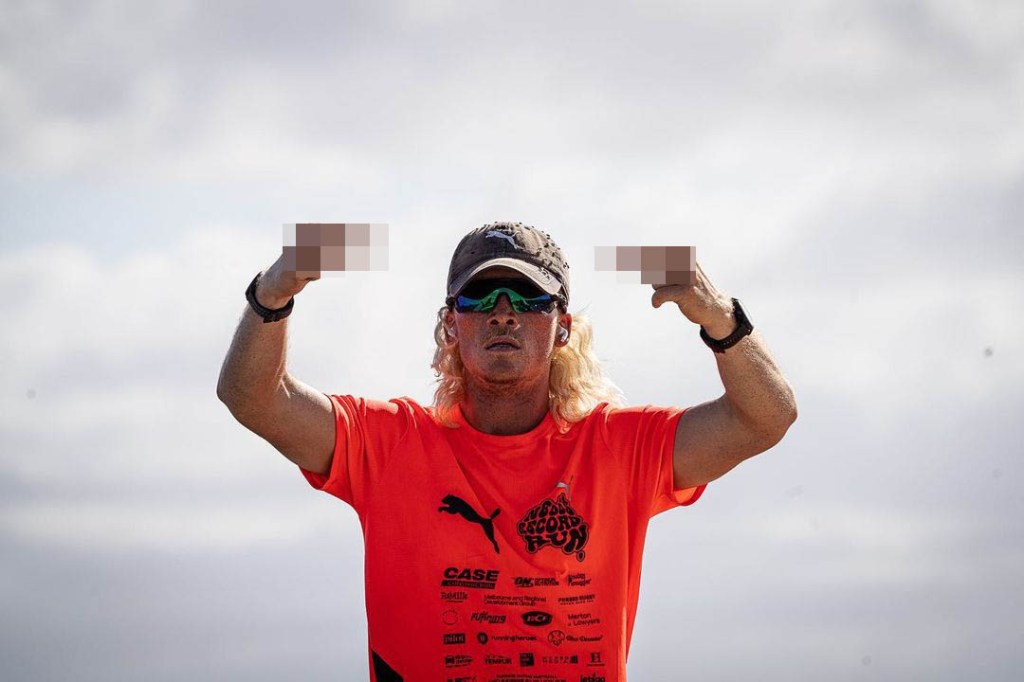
[216,278,293,414]
[703,309,797,436]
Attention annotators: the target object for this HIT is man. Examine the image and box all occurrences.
[217,221,797,681]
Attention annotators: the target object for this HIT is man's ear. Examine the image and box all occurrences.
[557,313,572,346]
[443,309,458,344]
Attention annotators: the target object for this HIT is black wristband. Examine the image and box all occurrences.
[700,298,753,353]
[245,272,294,324]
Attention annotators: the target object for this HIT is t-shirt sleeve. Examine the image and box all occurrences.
[297,394,411,514]
[599,404,707,518]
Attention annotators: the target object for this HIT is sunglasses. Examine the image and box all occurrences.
[448,278,563,313]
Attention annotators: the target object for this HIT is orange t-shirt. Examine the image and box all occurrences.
[299,395,707,682]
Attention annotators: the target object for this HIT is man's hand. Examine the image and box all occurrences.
[255,252,321,309]
[651,261,736,339]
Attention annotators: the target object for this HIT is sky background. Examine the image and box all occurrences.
[2,0,1022,680]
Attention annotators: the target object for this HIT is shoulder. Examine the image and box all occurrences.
[586,402,684,427]
[325,395,428,436]
[587,402,685,445]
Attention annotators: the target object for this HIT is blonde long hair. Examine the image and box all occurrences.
[430,306,627,432]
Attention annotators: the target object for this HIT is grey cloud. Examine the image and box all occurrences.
[2,0,1023,679]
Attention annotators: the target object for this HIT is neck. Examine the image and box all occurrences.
[461,373,550,435]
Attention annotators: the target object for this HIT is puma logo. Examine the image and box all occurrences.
[485,230,520,250]
[439,495,501,554]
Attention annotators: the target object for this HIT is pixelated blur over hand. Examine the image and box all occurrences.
[651,261,734,333]
[256,253,320,308]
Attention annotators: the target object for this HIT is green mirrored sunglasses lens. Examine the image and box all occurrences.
[455,287,554,313]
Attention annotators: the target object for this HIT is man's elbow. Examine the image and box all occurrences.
[754,404,797,454]
[768,404,797,448]
[776,386,798,433]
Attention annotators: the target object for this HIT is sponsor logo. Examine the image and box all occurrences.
[566,611,601,627]
[514,576,559,588]
[522,611,553,627]
[441,609,459,626]
[581,674,606,682]
[516,493,589,562]
[444,654,473,669]
[470,611,506,624]
[488,633,538,643]
[442,590,469,603]
[519,652,534,667]
[485,654,513,665]
[548,630,566,646]
[439,495,502,554]
[542,655,579,665]
[569,634,604,643]
[443,633,466,645]
[442,567,499,590]
[477,632,488,645]
[587,652,606,667]
[558,593,596,606]
[484,594,546,607]
[568,572,592,587]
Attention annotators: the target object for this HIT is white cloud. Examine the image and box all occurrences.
[2,1,1022,678]
[0,498,356,552]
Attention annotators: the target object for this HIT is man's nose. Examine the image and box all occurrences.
[488,293,519,324]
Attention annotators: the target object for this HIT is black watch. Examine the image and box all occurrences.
[700,298,753,353]
[245,272,294,323]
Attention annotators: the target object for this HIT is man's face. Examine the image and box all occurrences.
[446,266,571,390]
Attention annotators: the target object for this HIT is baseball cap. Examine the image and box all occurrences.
[446,221,571,306]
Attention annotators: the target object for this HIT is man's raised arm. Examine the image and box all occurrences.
[649,259,798,490]
[216,255,336,476]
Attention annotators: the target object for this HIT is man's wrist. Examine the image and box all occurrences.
[254,278,294,310]
[700,298,737,340]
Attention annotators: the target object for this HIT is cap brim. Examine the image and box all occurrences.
[448,258,563,298]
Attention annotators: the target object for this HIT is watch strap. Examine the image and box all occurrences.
[700,298,753,353]
[245,272,294,324]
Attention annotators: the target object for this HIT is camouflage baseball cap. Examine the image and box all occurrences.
[446,221,570,306]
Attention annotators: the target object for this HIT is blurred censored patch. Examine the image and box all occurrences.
[594,246,696,286]
[282,223,389,276]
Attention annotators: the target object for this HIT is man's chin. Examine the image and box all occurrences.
[481,373,522,387]
[476,370,530,392]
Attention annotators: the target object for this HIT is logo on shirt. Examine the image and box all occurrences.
[441,590,468,603]
[439,495,502,554]
[521,610,553,627]
[470,611,506,624]
[516,492,590,562]
[444,654,472,669]
[566,611,601,627]
[442,567,500,590]
[568,572,592,587]
[514,576,559,588]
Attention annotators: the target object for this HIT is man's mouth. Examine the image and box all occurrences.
[485,337,521,351]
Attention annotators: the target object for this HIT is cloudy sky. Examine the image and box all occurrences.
[2,0,1022,679]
